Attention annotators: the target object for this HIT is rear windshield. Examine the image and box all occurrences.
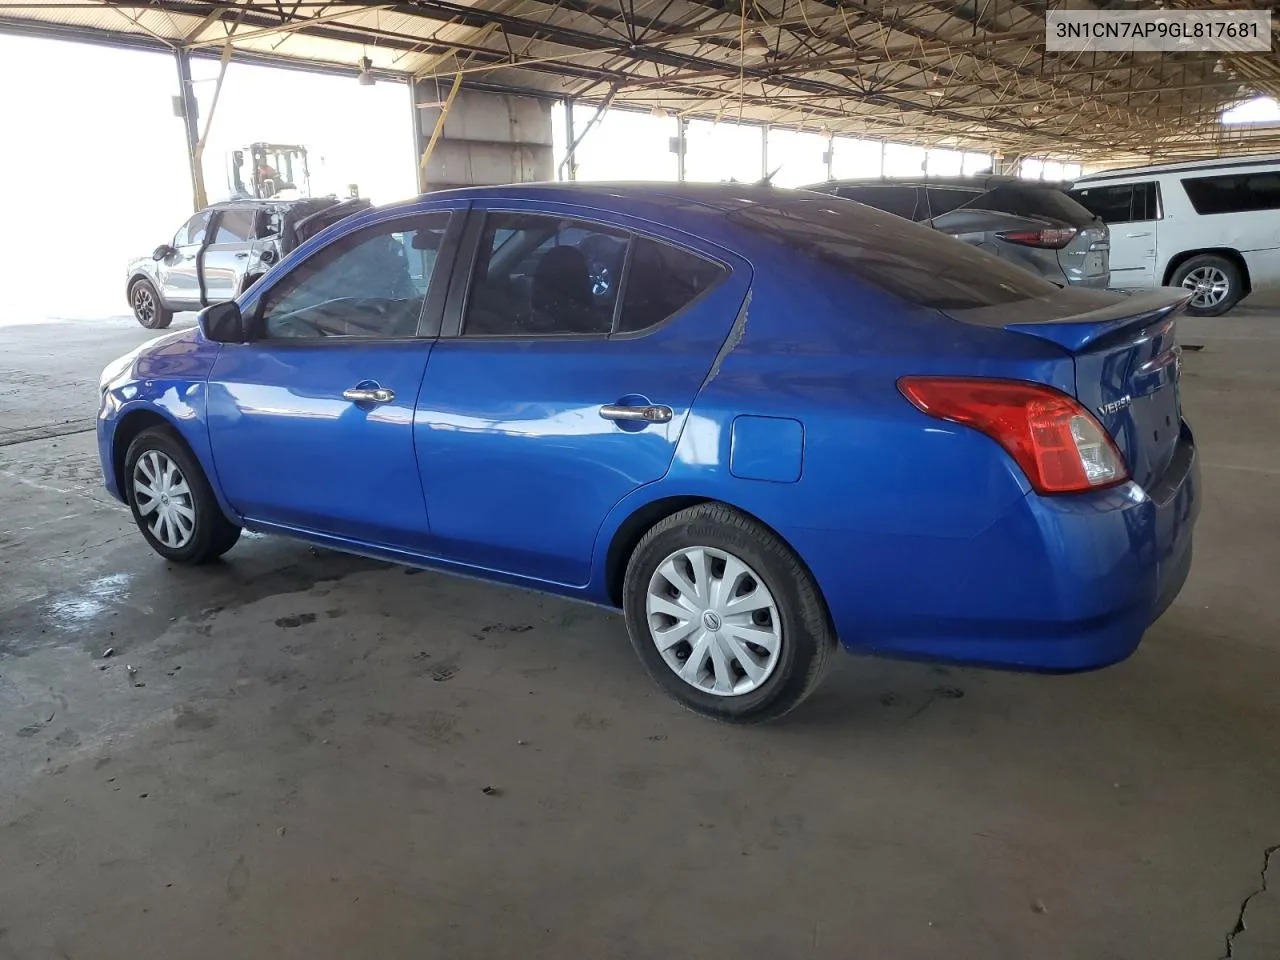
[966,185,1097,227]
[726,192,1057,311]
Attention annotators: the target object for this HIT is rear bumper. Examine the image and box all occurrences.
[795,421,1199,672]
[1067,272,1111,289]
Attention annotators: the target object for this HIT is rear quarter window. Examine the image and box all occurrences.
[729,195,1055,311]
[968,185,1096,227]
[1180,172,1280,215]
[836,185,922,220]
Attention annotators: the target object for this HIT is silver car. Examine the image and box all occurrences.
[125,196,369,328]
[801,176,1110,289]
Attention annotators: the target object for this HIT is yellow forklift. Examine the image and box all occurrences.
[226,143,311,199]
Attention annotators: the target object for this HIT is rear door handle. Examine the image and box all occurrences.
[235,252,250,258]
[599,403,672,423]
[343,386,395,404]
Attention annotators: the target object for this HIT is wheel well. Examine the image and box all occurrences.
[605,496,709,607]
[111,410,185,500]
[603,496,823,617]
[1163,248,1252,294]
[126,273,151,298]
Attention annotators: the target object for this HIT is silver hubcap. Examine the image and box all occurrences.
[645,546,783,697]
[132,450,196,549]
[132,285,155,323]
[1181,266,1230,309]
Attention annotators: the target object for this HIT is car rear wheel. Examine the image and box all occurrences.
[622,503,836,723]
[125,426,241,564]
[1172,255,1243,317]
[129,278,173,330]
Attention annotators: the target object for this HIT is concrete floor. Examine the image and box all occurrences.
[1,306,1278,960]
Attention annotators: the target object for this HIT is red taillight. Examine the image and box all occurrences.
[995,227,1078,249]
[898,377,1129,495]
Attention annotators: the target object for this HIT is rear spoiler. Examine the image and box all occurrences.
[1004,288,1192,353]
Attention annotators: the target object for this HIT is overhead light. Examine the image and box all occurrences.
[924,88,944,97]
[357,56,376,86]
[650,104,669,119]
[818,123,832,138]
[744,31,770,54]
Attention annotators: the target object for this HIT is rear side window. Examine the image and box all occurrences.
[926,187,981,217]
[464,213,629,337]
[726,194,1056,311]
[837,185,921,220]
[1070,182,1158,224]
[968,185,1096,227]
[213,208,254,243]
[1180,173,1280,215]
[617,239,727,334]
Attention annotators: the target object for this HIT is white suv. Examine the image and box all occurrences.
[1070,155,1280,316]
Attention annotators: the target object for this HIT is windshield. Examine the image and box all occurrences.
[728,192,1056,311]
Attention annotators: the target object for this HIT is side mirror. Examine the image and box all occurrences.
[198,301,249,344]
[152,244,176,261]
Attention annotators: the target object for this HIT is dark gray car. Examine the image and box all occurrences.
[801,176,1110,289]
[124,196,370,329]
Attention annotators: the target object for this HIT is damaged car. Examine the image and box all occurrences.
[125,196,370,328]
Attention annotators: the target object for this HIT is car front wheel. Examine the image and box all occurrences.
[129,278,173,330]
[623,503,836,723]
[124,426,241,563]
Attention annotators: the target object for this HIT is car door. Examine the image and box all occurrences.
[1069,182,1158,288]
[414,204,751,585]
[205,205,464,549]
[155,209,212,307]
[202,206,256,303]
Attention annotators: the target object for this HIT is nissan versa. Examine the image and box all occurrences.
[97,184,1199,722]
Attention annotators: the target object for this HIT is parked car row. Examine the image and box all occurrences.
[801,175,1111,291]
[100,183,1198,722]
[800,152,1280,317]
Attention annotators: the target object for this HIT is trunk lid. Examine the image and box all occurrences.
[955,288,1191,490]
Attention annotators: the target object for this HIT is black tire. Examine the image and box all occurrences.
[124,426,241,564]
[1170,254,1244,317]
[129,278,173,330]
[622,503,836,723]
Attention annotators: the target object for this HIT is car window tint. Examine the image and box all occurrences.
[1134,181,1160,221]
[1069,184,1145,224]
[926,187,981,217]
[837,185,920,220]
[464,212,629,337]
[967,185,1095,227]
[259,213,451,339]
[214,208,254,243]
[177,210,212,246]
[617,238,727,334]
[725,193,1055,310]
[1180,172,1280,215]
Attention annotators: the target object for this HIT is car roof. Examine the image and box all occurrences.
[207,197,314,210]
[1072,153,1280,184]
[408,180,846,213]
[802,175,1062,191]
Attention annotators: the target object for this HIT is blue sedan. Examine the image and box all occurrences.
[97,183,1199,722]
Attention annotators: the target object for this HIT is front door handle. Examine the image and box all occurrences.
[343,386,395,404]
[235,252,250,259]
[599,403,672,423]
[1125,231,1152,238]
